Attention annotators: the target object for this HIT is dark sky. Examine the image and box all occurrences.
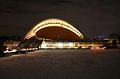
[0,0,120,37]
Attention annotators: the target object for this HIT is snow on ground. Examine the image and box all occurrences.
[0,49,120,79]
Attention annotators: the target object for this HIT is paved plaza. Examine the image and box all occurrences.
[0,49,120,79]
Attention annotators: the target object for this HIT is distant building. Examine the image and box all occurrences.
[4,40,20,50]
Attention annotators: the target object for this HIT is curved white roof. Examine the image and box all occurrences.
[25,18,84,39]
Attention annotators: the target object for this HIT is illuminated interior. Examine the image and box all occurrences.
[40,41,103,49]
[25,18,84,40]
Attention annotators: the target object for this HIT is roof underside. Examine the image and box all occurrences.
[36,26,80,41]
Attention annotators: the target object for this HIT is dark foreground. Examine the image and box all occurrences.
[0,49,120,79]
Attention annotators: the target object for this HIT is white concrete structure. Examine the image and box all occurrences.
[25,18,83,40]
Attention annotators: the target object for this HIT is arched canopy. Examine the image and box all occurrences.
[25,18,84,40]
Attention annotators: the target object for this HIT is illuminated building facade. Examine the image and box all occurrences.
[40,41,103,49]
[24,18,103,49]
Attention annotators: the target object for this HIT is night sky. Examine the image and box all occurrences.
[0,0,120,37]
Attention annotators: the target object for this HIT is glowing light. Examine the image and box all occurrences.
[41,41,46,48]
[91,46,106,50]
[57,42,63,48]
[25,18,84,39]
[69,42,74,48]
[4,49,17,53]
